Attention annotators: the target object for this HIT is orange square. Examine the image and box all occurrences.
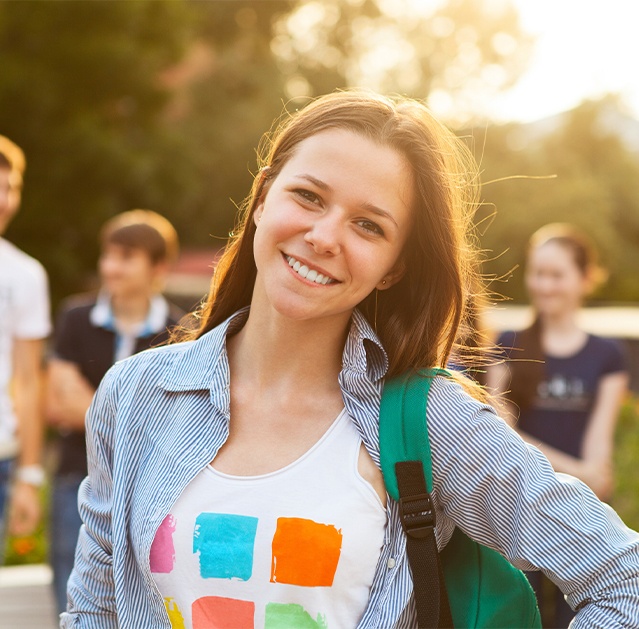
[270,517,343,587]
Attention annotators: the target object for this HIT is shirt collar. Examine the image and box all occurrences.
[158,307,388,392]
[343,309,388,382]
[158,307,248,392]
[90,291,170,336]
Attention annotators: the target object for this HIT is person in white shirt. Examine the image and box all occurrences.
[0,134,51,558]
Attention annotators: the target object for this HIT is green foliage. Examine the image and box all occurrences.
[0,0,532,310]
[273,0,532,124]
[612,395,639,531]
[0,0,194,304]
[163,1,292,247]
[474,96,639,302]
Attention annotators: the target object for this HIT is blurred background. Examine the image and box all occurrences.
[2,0,639,622]
[4,0,639,308]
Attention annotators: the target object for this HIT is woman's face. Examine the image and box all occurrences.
[251,128,414,325]
[525,241,589,317]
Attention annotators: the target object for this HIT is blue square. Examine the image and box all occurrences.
[193,512,258,581]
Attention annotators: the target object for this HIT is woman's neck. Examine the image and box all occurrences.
[227,308,349,393]
[539,309,588,356]
[538,309,580,333]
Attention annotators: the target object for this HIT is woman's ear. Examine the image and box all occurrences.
[377,259,406,290]
[253,202,264,227]
[253,168,271,227]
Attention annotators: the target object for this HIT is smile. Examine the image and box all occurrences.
[284,255,337,285]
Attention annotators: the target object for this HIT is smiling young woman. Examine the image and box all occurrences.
[62,93,639,629]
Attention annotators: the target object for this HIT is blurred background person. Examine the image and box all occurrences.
[0,135,50,560]
[486,222,629,627]
[45,209,182,614]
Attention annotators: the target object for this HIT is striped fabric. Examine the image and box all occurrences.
[61,308,639,628]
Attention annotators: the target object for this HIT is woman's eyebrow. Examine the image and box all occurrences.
[294,174,331,190]
[361,202,399,228]
[294,174,399,228]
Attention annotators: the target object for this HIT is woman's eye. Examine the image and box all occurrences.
[293,188,321,205]
[358,220,384,236]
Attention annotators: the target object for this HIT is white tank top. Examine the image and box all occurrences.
[151,409,387,629]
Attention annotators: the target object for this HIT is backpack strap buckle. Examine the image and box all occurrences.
[399,491,436,539]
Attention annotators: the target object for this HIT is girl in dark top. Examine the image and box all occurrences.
[487,222,629,627]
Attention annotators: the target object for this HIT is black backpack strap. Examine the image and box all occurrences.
[396,460,454,629]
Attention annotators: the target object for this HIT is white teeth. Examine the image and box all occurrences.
[285,255,335,285]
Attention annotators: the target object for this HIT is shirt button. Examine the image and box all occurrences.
[387,557,396,569]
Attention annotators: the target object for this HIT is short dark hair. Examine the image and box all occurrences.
[0,135,26,187]
[100,209,179,266]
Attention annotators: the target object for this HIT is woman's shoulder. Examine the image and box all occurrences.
[496,329,517,347]
[424,374,514,464]
[427,374,498,429]
[98,338,196,396]
[117,337,195,373]
[585,334,629,372]
[492,329,520,360]
[56,293,97,320]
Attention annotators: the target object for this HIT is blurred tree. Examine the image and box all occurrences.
[476,96,639,303]
[0,0,292,305]
[271,0,533,125]
[0,0,532,306]
[162,1,292,249]
[0,0,193,302]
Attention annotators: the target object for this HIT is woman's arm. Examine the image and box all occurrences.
[578,370,629,497]
[60,366,120,628]
[428,377,639,627]
[46,358,96,431]
[485,361,628,499]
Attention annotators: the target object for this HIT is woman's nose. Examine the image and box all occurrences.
[304,212,342,255]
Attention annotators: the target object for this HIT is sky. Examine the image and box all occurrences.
[490,0,639,123]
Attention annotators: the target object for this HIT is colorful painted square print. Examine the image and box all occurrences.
[270,517,342,587]
[194,513,259,581]
[192,596,255,629]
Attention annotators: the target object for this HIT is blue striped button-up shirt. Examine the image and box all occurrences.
[61,308,639,628]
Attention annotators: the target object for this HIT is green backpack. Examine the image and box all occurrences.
[379,369,542,629]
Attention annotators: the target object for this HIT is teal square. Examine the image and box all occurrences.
[193,512,258,580]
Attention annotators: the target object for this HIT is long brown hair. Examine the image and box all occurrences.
[508,223,604,410]
[177,90,483,378]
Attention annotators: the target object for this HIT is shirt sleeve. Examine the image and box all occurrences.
[494,330,518,360]
[427,376,639,627]
[52,304,84,364]
[600,337,629,376]
[61,363,121,629]
[13,259,51,340]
